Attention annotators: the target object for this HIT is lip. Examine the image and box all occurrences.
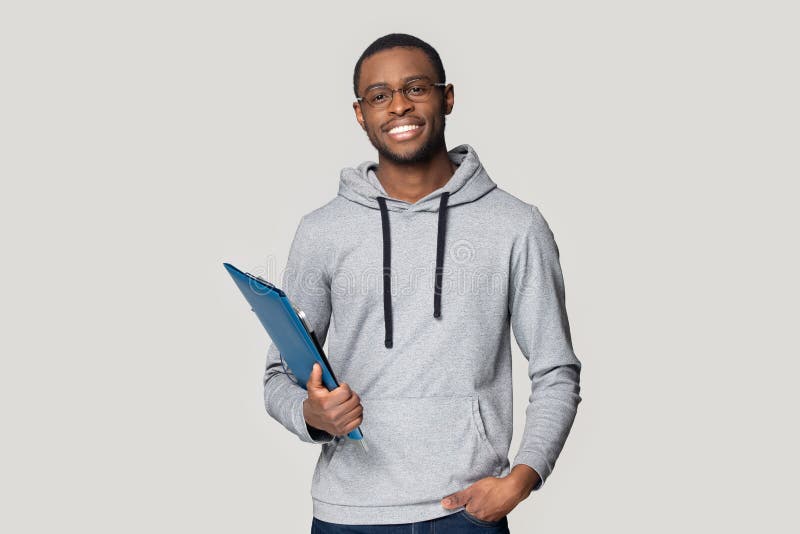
[385,123,425,142]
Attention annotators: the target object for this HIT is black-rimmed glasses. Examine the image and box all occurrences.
[356,80,447,109]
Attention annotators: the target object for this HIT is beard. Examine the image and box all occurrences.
[365,111,447,165]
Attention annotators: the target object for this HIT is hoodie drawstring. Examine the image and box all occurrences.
[376,192,450,349]
[434,192,450,318]
[376,196,393,349]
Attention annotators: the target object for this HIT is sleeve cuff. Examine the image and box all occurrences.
[306,423,336,443]
[511,450,551,491]
[292,393,336,444]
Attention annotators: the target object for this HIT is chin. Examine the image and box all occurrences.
[390,138,439,161]
[384,148,433,165]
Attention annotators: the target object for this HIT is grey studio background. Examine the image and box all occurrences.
[1,1,798,532]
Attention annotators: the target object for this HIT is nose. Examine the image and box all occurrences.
[388,89,414,115]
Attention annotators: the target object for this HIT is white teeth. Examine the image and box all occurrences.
[389,124,420,134]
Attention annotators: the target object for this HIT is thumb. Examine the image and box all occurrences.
[441,490,467,509]
[307,362,325,392]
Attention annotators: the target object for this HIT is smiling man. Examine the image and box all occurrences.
[262,33,582,533]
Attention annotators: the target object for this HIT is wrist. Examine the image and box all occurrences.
[506,465,541,499]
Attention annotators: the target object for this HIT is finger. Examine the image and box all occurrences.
[306,363,325,392]
[336,391,361,413]
[441,491,467,508]
[342,413,364,434]
[330,382,354,403]
[339,403,363,426]
[327,394,362,425]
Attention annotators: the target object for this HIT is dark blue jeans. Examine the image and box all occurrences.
[311,510,510,533]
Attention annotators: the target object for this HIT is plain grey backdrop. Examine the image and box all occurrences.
[2,1,798,532]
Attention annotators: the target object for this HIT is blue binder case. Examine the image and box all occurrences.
[223,262,366,444]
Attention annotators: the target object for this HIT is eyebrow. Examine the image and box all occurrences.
[363,74,434,93]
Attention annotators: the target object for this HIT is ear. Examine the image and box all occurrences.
[443,83,455,115]
[353,101,367,131]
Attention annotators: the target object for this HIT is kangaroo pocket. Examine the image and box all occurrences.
[311,394,503,507]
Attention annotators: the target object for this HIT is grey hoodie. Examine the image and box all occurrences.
[262,143,582,525]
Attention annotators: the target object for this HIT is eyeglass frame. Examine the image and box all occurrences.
[355,80,448,108]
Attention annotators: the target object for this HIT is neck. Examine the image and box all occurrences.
[375,147,456,204]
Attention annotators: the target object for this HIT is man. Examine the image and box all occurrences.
[262,33,582,533]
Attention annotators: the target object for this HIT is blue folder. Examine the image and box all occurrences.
[224,262,365,443]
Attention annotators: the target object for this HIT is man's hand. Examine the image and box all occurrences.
[440,466,541,522]
[303,363,364,437]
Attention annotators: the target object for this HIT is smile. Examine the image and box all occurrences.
[387,124,424,141]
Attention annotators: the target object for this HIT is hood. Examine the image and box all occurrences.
[338,143,497,213]
[337,143,497,349]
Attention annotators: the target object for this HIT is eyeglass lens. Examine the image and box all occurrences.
[364,81,437,107]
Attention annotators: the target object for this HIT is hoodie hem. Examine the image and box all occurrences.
[312,498,462,525]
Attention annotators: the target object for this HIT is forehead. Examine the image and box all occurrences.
[359,47,437,91]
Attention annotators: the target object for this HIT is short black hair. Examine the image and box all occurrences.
[353,33,446,98]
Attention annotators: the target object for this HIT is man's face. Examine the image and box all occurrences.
[353,47,454,165]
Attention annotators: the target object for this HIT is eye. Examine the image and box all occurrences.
[368,90,390,105]
[408,85,425,95]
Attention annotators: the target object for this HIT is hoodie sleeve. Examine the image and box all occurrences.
[508,205,583,491]
[262,215,336,445]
